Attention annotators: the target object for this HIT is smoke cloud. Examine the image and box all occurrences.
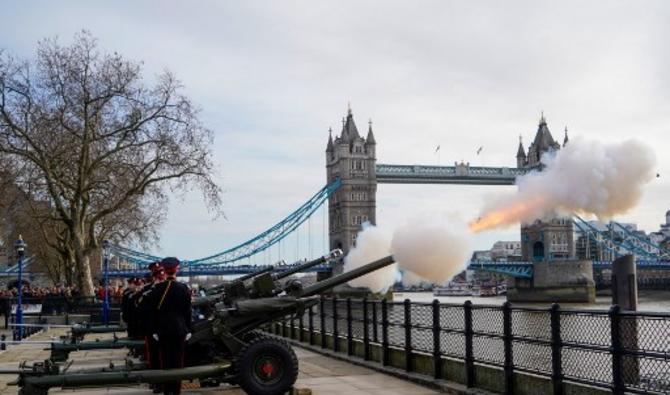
[392,217,472,285]
[344,216,472,291]
[343,223,397,293]
[470,138,657,232]
[343,137,655,291]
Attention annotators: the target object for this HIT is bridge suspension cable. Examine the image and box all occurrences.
[0,256,35,277]
[107,244,163,265]
[573,218,624,258]
[106,179,341,268]
[609,220,670,258]
[573,215,662,260]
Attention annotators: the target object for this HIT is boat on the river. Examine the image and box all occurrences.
[433,282,480,297]
[480,283,507,297]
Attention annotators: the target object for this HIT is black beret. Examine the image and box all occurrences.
[160,257,181,270]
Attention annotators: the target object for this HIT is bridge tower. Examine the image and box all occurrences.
[326,107,377,272]
[518,115,575,261]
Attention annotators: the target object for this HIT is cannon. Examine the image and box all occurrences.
[199,249,343,308]
[204,264,278,295]
[49,250,341,363]
[65,261,288,342]
[0,358,147,377]
[10,323,128,345]
[49,337,146,362]
[14,254,395,395]
[68,323,126,343]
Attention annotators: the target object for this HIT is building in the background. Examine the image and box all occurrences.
[470,241,523,283]
[326,107,377,262]
[650,210,670,250]
[471,250,493,262]
[517,115,574,261]
[490,241,522,261]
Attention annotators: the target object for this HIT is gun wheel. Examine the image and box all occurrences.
[234,337,298,395]
[241,330,268,343]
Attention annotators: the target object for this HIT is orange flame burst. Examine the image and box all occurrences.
[469,195,547,233]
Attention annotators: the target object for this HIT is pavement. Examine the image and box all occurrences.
[0,329,441,395]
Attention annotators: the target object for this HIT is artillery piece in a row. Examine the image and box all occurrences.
[57,250,341,356]
[63,262,283,344]
[197,249,343,308]
[13,253,394,395]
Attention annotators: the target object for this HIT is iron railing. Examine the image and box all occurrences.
[272,297,670,395]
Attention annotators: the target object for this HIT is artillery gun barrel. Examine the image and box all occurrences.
[20,363,231,392]
[50,339,145,362]
[298,255,395,297]
[0,369,24,375]
[70,325,125,341]
[192,294,222,307]
[51,339,145,351]
[272,249,343,281]
[236,265,275,282]
[206,265,275,295]
[10,323,74,328]
[72,324,125,333]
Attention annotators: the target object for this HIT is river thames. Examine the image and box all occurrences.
[392,290,670,311]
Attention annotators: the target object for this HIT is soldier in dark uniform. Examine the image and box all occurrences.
[121,278,139,339]
[146,257,191,395]
[129,278,146,340]
[136,262,165,393]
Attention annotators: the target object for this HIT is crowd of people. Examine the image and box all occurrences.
[94,284,131,302]
[0,285,82,300]
[0,281,168,305]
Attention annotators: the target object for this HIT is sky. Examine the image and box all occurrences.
[1,1,669,263]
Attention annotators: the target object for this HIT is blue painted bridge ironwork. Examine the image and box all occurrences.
[467,261,534,278]
[375,163,528,185]
[106,263,333,278]
[0,257,35,277]
[108,179,342,267]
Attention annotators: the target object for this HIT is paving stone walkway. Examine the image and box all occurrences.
[0,329,441,394]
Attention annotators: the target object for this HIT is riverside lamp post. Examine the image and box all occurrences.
[102,240,110,326]
[14,235,26,340]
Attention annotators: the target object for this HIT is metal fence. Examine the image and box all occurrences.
[274,297,670,395]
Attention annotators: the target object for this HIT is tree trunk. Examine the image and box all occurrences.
[66,264,75,287]
[60,246,76,287]
[72,232,95,296]
[75,252,94,296]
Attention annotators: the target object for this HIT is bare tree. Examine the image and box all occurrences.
[0,31,221,295]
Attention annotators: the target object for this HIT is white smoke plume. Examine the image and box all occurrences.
[392,217,472,285]
[470,138,657,232]
[343,223,397,293]
[399,269,425,287]
[344,216,472,290]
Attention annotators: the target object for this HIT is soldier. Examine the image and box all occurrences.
[120,278,138,339]
[129,278,146,341]
[146,257,191,395]
[136,262,166,393]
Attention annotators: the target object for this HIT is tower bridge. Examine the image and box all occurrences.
[104,108,669,302]
[324,108,669,302]
[326,108,569,263]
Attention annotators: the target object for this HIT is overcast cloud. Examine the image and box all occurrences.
[1,1,669,262]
